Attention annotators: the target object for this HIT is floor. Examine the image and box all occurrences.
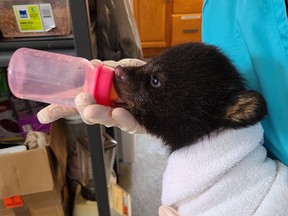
[118,134,168,216]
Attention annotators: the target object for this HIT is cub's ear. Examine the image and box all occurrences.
[223,90,267,128]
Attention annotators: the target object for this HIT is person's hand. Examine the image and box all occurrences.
[37,58,147,134]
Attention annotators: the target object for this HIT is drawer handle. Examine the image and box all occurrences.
[181,15,201,20]
[183,29,198,33]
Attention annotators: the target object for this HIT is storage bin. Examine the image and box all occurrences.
[0,0,71,38]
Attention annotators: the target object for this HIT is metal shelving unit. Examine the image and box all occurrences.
[0,0,111,215]
[0,36,76,66]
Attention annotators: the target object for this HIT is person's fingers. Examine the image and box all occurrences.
[90,59,103,67]
[116,58,146,67]
[102,60,121,68]
[112,108,146,134]
[37,104,78,124]
[75,92,97,125]
[82,104,116,127]
[75,92,117,126]
[92,58,146,69]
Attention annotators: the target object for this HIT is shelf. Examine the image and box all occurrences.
[0,35,76,67]
[0,35,74,49]
[0,1,111,215]
[0,2,108,214]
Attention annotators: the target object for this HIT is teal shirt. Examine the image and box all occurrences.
[202,0,288,164]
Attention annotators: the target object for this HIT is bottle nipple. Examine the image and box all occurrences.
[110,83,119,102]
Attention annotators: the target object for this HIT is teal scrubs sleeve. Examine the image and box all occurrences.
[202,0,288,164]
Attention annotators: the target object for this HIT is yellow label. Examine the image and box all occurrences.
[13,5,44,32]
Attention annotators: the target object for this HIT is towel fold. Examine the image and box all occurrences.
[161,123,288,216]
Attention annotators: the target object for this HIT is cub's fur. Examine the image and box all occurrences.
[114,42,267,152]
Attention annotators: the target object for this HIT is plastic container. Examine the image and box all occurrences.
[64,115,87,193]
[78,134,117,201]
[0,0,71,38]
[7,48,119,107]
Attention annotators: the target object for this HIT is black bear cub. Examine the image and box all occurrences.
[114,42,267,152]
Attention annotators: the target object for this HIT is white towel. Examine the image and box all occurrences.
[161,123,288,216]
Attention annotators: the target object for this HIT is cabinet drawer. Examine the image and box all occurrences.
[173,0,203,14]
[171,14,202,45]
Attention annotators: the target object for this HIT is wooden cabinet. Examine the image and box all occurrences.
[171,0,202,45]
[172,0,203,13]
[133,0,203,57]
[133,0,172,57]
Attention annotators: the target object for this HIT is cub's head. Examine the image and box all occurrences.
[114,43,267,152]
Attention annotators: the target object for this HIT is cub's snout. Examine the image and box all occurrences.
[115,65,127,82]
[114,65,151,112]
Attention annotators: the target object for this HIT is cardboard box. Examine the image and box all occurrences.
[0,190,64,216]
[0,120,68,216]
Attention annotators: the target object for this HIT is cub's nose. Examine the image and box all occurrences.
[115,65,127,82]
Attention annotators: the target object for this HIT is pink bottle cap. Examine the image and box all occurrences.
[92,64,118,106]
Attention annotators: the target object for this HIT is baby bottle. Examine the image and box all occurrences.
[7,48,119,107]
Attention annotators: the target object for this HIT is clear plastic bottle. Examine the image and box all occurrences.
[7,48,119,107]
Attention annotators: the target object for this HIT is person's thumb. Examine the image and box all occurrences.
[112,108,146,134]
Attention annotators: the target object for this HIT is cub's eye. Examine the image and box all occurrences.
[150,75,161,88]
